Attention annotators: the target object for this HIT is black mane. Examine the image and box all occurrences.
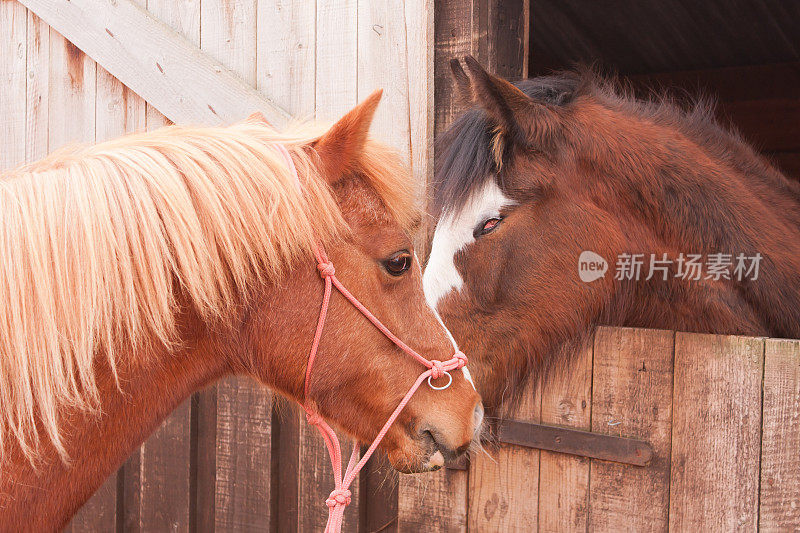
[432,73,580,217]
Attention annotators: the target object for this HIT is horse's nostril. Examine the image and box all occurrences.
[420,429,436,447]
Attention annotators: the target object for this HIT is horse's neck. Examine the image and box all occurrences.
[0,325,230,531]
[618,160,800,338]
[615,275,770,336]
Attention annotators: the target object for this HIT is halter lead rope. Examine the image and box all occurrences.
[275,145,467,533]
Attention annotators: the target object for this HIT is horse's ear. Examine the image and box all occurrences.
[449,58,473,106]
[241,111,270,126]
[313,89,383,182]
[457,56,555,147]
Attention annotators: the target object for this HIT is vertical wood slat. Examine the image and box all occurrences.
[467,377,542,532]
[25,10,48,164]
[668,333,764,531]
[537,342,593,531]
[398,465,470,532]
[432,0,530,139]
[47,25,95,152]
[405,0,435,257]
[212,378,272,532]
[432,0,473,138]
[315,0,357,121]
[0,0,27,171]
[759,338,800,529]
[588,327,674,532]
[357,0,411,158]
[257,0,315,117]
[486,0,529,80]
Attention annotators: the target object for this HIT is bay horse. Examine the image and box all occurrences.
[0,92,482,530]
[424,56,800,412]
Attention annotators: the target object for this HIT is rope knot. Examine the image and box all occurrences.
[326,488,352,508]
[317,261,335,278]
[430,360,446,380]
[454,351,468,368]
[305,409,324,426]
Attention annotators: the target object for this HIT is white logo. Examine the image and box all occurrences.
[578,251,608,282]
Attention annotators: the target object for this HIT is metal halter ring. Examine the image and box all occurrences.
[427,371,453,390]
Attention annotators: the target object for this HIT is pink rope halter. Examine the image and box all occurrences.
[274,144,467,532]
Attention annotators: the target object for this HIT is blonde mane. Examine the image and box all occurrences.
[0,120,418,464]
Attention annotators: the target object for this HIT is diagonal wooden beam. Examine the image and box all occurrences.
[17,0,292,127]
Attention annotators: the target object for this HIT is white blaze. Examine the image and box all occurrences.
[416,253,476,390]
[423,180,515,309]
[422,180,515,392]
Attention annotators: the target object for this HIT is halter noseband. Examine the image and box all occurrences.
[275,144,467,533]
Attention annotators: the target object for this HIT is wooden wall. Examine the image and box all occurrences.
[0,0,431,531]
[400,326,800,532]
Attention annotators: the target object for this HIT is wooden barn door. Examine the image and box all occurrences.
[1,0,431,531]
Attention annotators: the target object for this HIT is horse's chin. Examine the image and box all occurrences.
[387,447,446,473]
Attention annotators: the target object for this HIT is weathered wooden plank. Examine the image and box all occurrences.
[536,343,592,532]
[272,401,301,533]
[0,0,27,171]
[405,0,435,258]
[202,0,256,87]
[17,0,289,127]
[67,475,118,532]
[256,0,315,118]
[587,327,674,532]
[486,0,529,79]
[467,378,541,532]
[399,466,470,532]
[668,332,764,531]
[95,68,146,142]
[433,0,472,137]
[315,0,358,122]
[139,398,193,531]
[359,454,399,533]
[47,26,95,150]
[194,384,218,533]
[213,377,272,532]
[357,0,411,159]
[25,11,49,164]
[759,338,800,530]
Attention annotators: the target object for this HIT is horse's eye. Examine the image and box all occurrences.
[383,251,412,276]
[474,217,502,238]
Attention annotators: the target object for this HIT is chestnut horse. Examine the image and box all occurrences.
[0,92,481,530]
[424,57,800,412]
